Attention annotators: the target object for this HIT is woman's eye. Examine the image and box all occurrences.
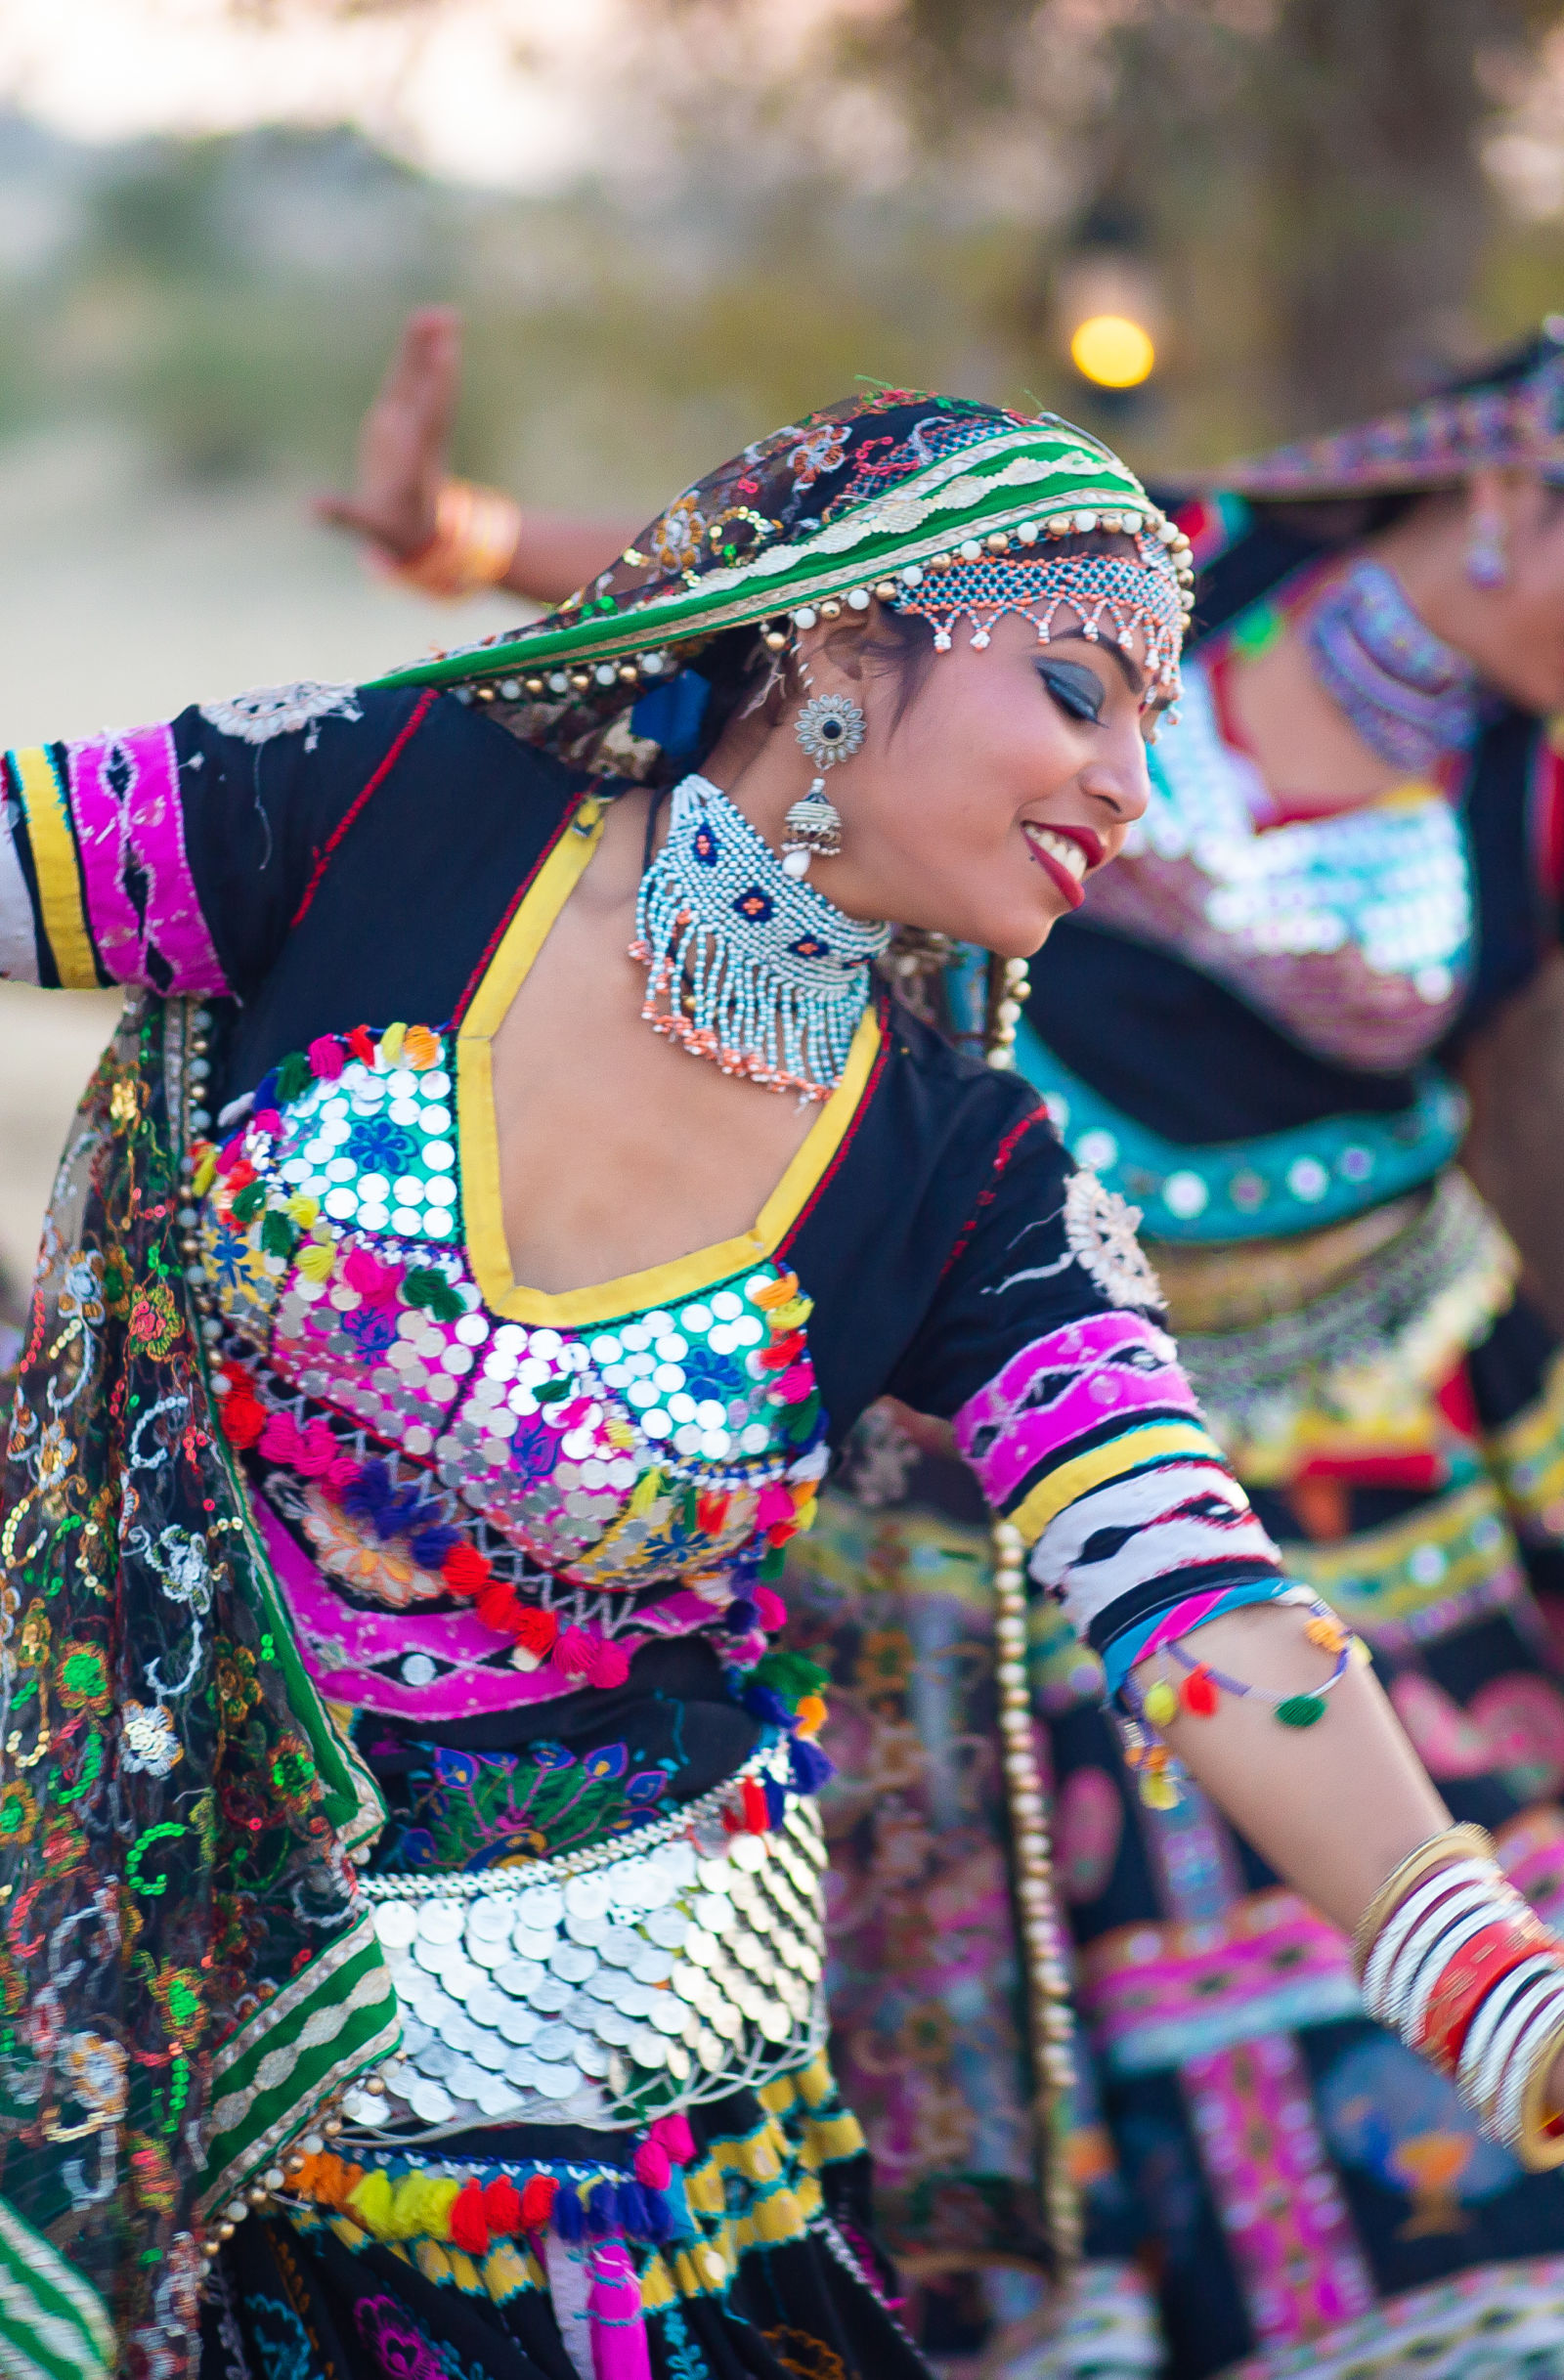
[1037,660,1105,722]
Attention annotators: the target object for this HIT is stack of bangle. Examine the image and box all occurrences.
[391,478,524,599]
[1357,1825,1564,2170]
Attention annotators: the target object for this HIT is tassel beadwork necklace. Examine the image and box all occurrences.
[630,774,891,1103]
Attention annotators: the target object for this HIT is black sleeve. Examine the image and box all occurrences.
[174,682,442,1003]
[0,678,443,997]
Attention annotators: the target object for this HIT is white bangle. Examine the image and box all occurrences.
[1459,1956,1560,2104]
[1468,1961,1563,2123]
[1366,1878,1496,2026]
[1492,1979,1564,2147]
[1363,1861,1499,2012]
[1402,1901,1524,2046]
[1377,1889,1496,2033]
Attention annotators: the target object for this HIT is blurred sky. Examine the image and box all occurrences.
[0,0,622,187]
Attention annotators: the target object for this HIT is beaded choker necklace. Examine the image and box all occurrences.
[630,774,891,1103]
[1305,558,1481,774]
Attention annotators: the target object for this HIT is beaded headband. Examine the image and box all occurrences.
[886,541,1185,702]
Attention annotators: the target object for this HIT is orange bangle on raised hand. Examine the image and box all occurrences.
[391,478,523,598]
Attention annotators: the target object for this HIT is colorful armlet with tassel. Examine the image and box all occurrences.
[1117,1589,1368,1809]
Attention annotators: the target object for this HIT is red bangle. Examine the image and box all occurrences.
[1418,1917,1550,2073]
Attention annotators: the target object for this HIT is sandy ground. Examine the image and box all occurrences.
[0,425,520,1303]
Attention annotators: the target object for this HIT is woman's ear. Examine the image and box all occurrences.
[796,615,872,688]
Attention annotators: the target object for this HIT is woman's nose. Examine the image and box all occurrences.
[1079,736,1151,826]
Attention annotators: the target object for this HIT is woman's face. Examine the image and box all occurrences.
[796,605,1155,957]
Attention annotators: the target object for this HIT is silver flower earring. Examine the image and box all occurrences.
[784,693,865,879]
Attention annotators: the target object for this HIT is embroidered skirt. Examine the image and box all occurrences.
[201,2065,931,2380]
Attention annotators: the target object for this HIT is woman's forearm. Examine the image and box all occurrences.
[1136,1602,1449,1936]
[499,507,645,606]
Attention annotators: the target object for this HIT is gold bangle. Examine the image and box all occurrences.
[1516,2007,1564,2171]
[391,479,523,599]
[1351,1823,1497,1979]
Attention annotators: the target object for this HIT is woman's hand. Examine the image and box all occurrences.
[315,305,460,565]
[315,304,641,604]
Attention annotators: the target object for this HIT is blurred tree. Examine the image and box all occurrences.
[640,0,1564,435]
[1085,0,1564,429]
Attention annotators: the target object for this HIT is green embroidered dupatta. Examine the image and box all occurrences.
[0,994,397,2375]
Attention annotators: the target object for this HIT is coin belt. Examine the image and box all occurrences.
[342,1742,829,2142]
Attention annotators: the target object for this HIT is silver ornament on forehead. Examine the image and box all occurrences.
[793,694,866,770]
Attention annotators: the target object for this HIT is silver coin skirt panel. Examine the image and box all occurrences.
[345,1743,829,2142]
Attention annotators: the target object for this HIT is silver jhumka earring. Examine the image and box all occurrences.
[783,693,865,879]
[1465,507,1508,589]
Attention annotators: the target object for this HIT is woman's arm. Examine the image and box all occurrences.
[314,307,639,605]
[897,1120,1564,2157]
[1130,1602,1446,1937]
[0,684,441,998]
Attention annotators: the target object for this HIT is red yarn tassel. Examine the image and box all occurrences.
[450,2179,490,2256]
[484,2175,523,2236]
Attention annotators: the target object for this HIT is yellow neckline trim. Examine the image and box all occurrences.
[456,797,883,1327]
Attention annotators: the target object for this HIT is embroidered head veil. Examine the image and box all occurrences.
[372,390,1191,760]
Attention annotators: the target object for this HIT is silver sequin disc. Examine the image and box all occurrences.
[407,2078,456,2124]
[416,1902,466,1945]
[514,1885,566,1930]
[495,1957,546,2000]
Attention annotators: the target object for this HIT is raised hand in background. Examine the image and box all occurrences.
[316,304,637,605]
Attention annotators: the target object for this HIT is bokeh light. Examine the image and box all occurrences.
[1069,313,1156,389]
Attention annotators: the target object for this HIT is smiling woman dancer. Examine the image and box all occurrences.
[0,395,1556,2380]
[350,331,1564,2378]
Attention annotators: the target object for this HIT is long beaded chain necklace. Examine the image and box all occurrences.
[1305,557,1481,775]
[630,774,891,1103]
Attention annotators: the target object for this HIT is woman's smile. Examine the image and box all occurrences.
[1021,820,1101,909]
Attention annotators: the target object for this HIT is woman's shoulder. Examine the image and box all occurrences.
[175,677,585,808]
[879,989,1055,1163]
[165,679,598,1008]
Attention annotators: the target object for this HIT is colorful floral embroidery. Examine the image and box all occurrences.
[390,1736,674,1871]
[126,1277,182,1360]
[57,1638,112,1713]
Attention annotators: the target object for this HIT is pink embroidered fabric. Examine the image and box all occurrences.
[953,1309,1200,1514]
[67,724,228,994]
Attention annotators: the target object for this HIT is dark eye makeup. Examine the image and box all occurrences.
[1036,657,1107,723]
